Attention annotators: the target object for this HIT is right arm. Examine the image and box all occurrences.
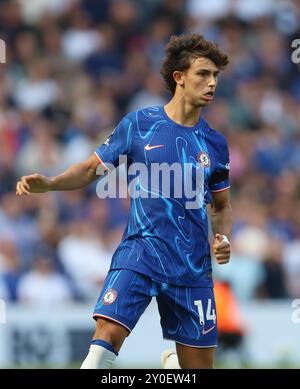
[16,115,133,196]
[16,154,102,195]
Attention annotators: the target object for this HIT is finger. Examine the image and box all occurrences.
[214,249,231,256]
[214,242,230,252]
[213,243,230,252]
[217,258,230,265]
[16,182,22,195]
[217,256,230,261]
[215,234,224,243]
[215,253,230,260]
[21,177,30,191]
[18,183,31,195]
[215,234,229,243]
[216,253,230,260]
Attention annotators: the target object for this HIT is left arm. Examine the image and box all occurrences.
[210,189,232,264]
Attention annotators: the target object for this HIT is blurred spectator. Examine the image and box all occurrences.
[17,252,73,307]
[0,238,21,301]
[283,234,300,297]
[259,238,288,299]
[19,0,76,24]
[13,58,61,111]
[57,219,112,300]
[84,24,123,80]
[145,16,177,72]
[128,71,167,111]
[0,277,8,300]
[15,118,63,176]
[107,0,142,53]
[80,0,110,25]
[62,8,102,62]
[0,193,41,269]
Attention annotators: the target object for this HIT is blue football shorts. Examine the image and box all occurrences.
[93,269,218,348]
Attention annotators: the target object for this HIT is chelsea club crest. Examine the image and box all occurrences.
[197,151,210,167]
[102,288,118,305]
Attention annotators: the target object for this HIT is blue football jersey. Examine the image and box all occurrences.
[95,106,230,287]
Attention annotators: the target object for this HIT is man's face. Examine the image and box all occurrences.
[177,57,220,107]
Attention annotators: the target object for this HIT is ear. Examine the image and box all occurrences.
[173,70,184,87]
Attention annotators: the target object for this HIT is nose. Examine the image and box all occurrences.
[208,75,217,88]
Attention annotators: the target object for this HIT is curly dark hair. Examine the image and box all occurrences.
[161,33,229,95]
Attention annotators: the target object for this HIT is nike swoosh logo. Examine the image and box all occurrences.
[144,144,164,151]
[202,325,215,335]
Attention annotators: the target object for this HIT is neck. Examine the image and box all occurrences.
[164,94,203,127]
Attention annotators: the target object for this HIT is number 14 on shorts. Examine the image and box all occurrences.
[194,299,216,326]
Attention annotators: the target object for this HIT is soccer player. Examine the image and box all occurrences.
[16,33,232,369]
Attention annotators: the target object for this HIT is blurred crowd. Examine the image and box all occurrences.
[0,0,300,307]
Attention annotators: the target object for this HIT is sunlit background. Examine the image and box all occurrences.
[0,0,300,368]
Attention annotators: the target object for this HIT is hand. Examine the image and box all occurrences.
[16,174,52,196]
[212,234,231,265]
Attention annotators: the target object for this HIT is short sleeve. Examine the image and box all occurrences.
[95,116,133,170]
[209,137,230,193]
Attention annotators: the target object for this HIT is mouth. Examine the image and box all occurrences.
[202,91,215,101]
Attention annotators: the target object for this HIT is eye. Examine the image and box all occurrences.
[197,71,208,77]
